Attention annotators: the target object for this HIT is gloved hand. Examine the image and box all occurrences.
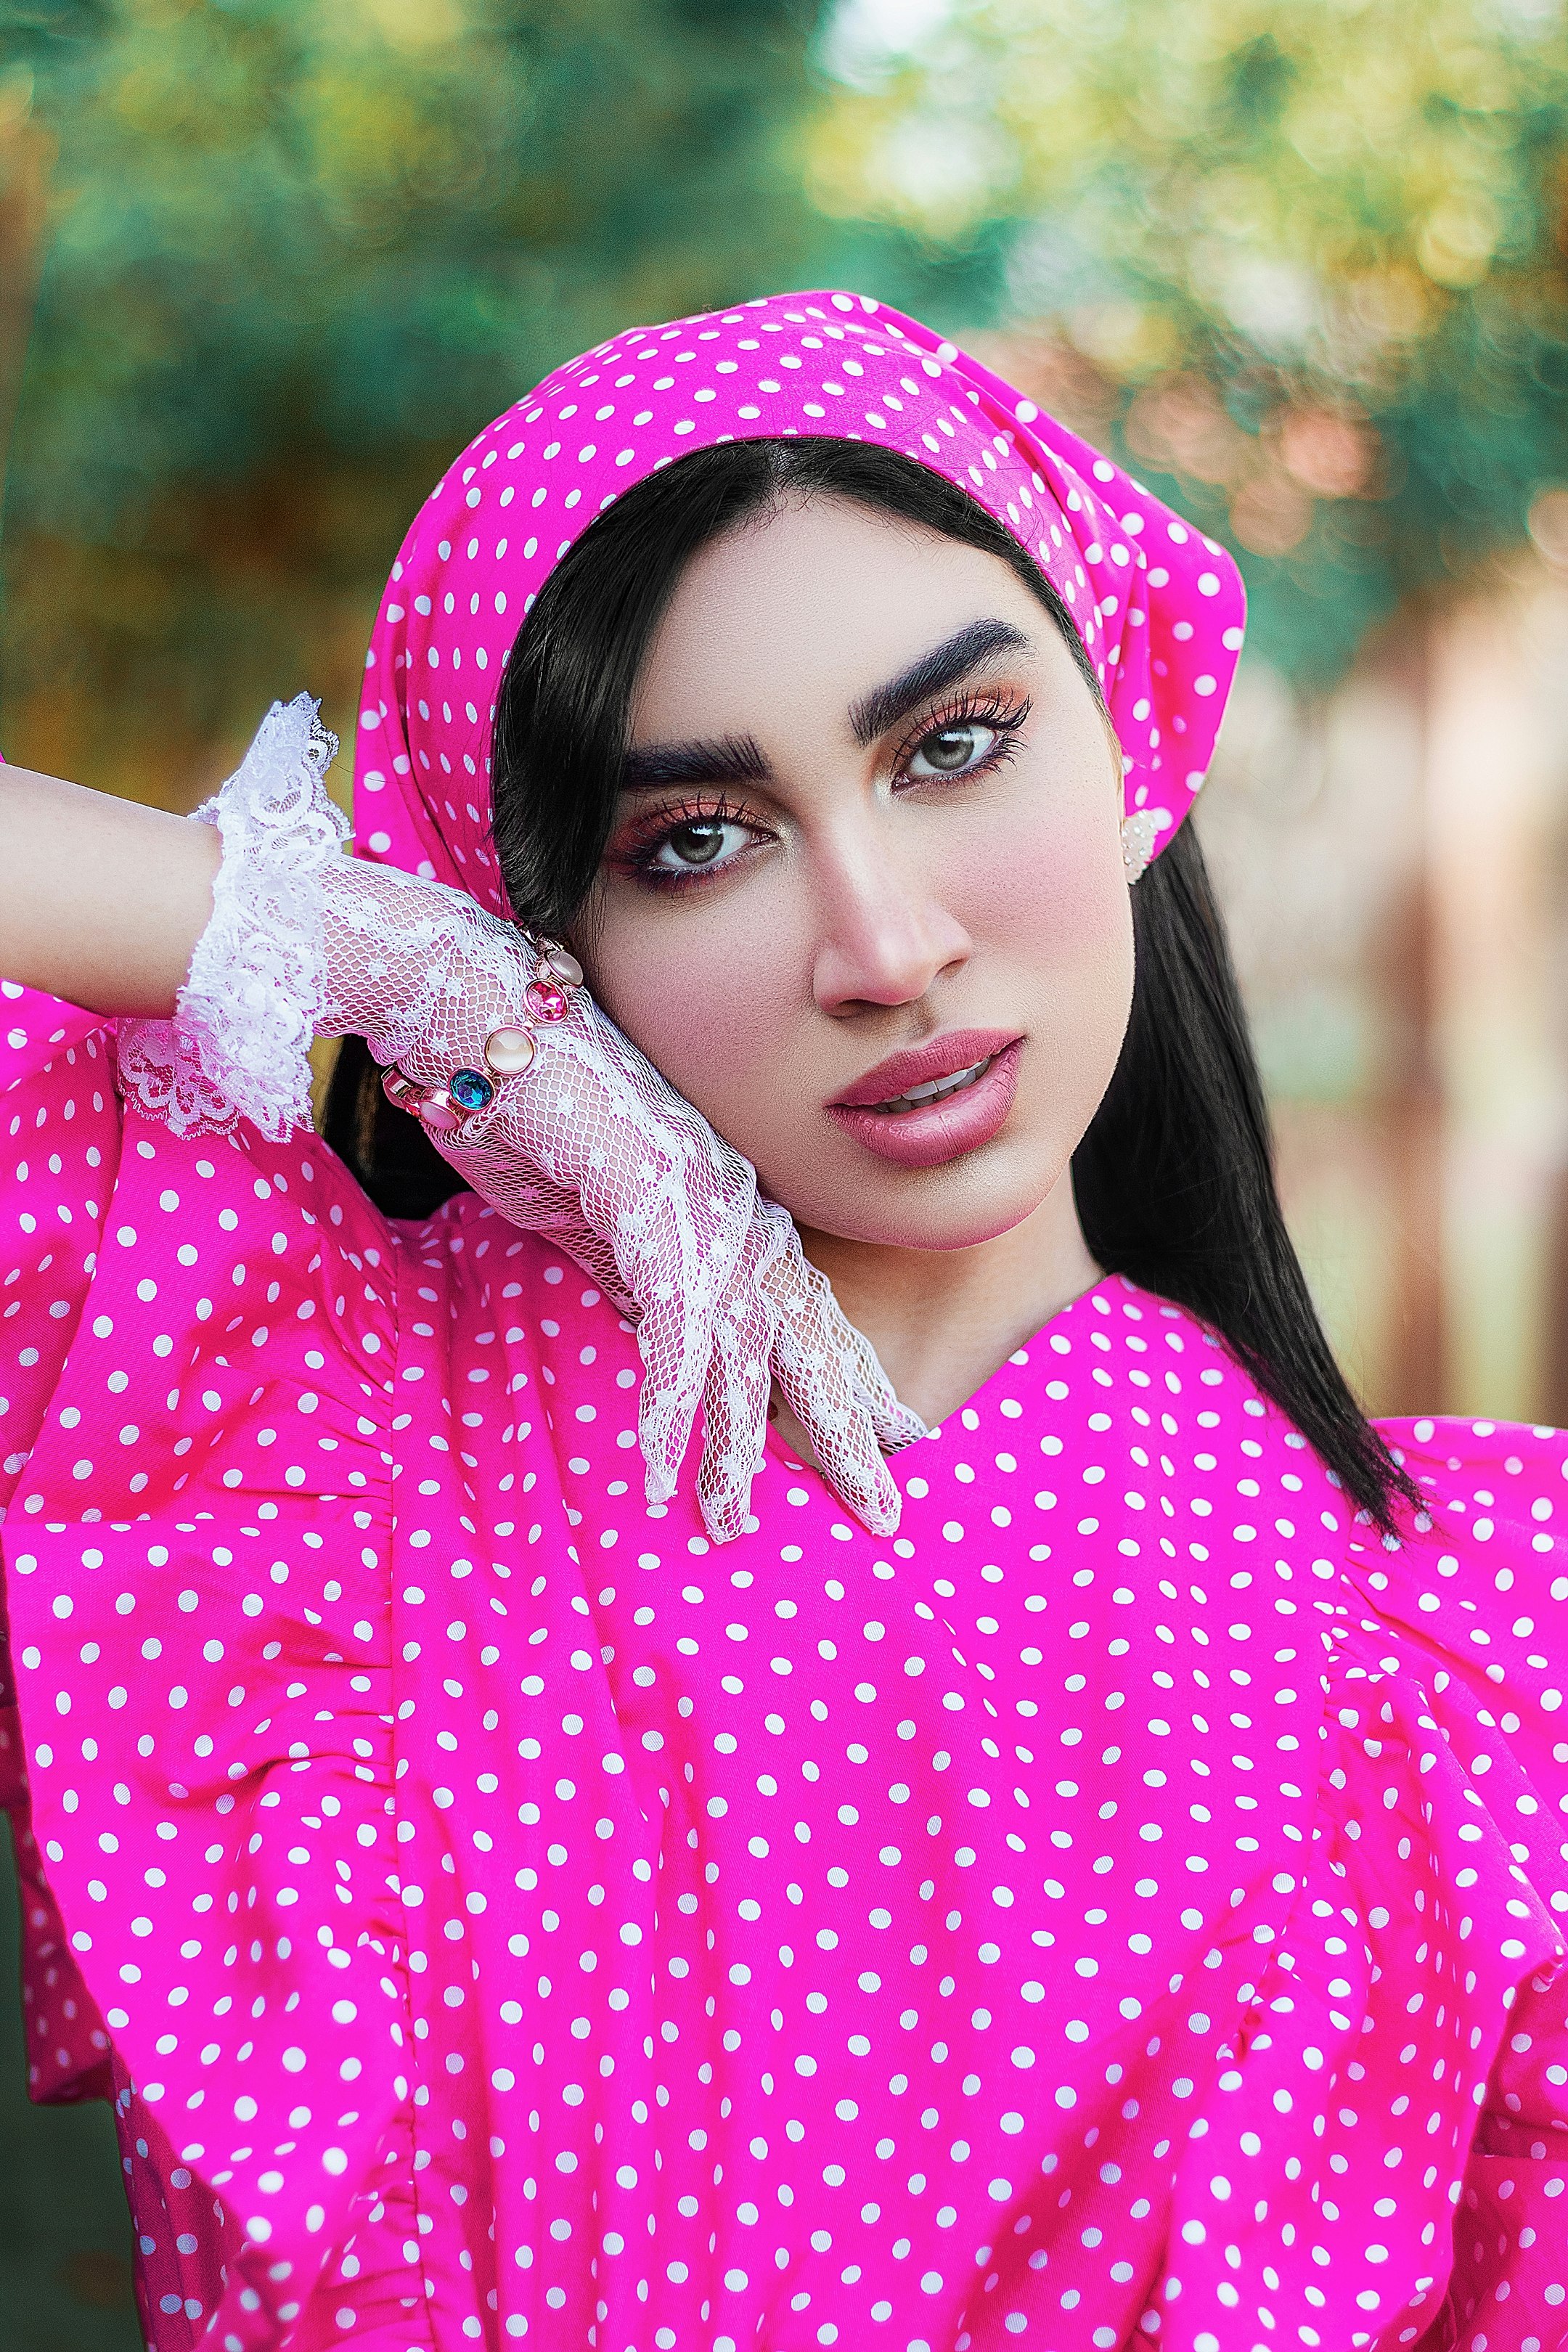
[318,846,923,1538]
[118,698,923,1540]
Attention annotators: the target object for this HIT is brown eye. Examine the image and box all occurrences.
[667,820,726,867]
[648,814,761,878]
[907,721,996,779]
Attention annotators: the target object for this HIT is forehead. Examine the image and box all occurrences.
[356,290,1244,910]
[632,498,1051,733]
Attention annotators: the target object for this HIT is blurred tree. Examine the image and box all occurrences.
[0,0,822,797]
[809,0,1568,683]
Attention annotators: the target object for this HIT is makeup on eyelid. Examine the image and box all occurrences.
[610,687,1032,888]
[616,613,1036,805]
[588,493,1131,1275]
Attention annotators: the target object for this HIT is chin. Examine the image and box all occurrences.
[767,1138,1068,1256]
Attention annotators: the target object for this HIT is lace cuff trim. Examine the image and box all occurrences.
[116,695,347,1141]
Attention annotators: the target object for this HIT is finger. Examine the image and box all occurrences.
[775,1347,902,1538]
[806,1270,927,1452]
[622,1183,738,1503]
[637,1327,704,1507]
[769,1273,904,1538]
[695,1287,774,1543]
[764,1230,867,1447]
[753,1197,925,1454]
[830,1428,903,1538]
[634,1238,751,1508]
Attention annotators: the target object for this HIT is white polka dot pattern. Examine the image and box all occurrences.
[5,979,1568,2347]
[354,290,1246,916]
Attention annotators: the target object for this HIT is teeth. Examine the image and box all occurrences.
[874,1055,992,1115]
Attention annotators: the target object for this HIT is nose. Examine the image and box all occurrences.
[810,824,973,1017]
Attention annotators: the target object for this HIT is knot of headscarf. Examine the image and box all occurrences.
[355,289,1245,913]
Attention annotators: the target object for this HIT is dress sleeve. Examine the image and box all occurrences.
[1371,1413,1568,1864]
[1,981,126,2102]
[1146,1411,1568,2343]
[115,695,346,1143]
[0,700,357,2113]
[1340,1418,1568,2324]
[1,983,123,1499]
[4,952,420,2343]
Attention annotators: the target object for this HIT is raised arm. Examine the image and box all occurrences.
[3,697,920,1542]
[1,764,220,1016]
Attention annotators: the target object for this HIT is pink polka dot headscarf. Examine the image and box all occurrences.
[355,289,1246,912]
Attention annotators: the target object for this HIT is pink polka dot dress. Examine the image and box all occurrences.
[5,995,1568,2348]
[4,293,1568,2348]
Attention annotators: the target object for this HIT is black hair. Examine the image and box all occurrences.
[325,436,1415,1529]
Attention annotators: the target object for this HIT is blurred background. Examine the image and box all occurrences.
[2,1,1568,2333]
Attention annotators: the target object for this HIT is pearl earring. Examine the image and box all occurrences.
[1120,809,1159,886]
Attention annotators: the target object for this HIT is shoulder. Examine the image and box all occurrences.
[1371,1410,1568,1646]
[1379,1410,1568,1506]
[7,1106,408,1529]
[1026,1274,1319,1478]
[407,1195,632,1353]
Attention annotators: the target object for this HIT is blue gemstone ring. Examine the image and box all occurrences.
[449,1067,496,1112]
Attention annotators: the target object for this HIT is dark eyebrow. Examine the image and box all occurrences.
[849,618,1032,749]
[618,617,1030,791]
[620,732,770,793]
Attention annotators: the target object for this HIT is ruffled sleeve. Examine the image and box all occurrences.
[1151,1412,1568,2345]
[1364,1417,1568,2329]
[115,695,346,1142]
[4,916,440,2345]
[1,981,125,2104]
[2,1030,420,2347]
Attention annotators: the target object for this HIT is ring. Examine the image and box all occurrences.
[380,939,583,1130]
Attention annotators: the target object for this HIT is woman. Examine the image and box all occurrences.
[1,290,1565,2351]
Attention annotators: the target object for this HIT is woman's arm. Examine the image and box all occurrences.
[5,702,918,1541]
[1,766,219,1016]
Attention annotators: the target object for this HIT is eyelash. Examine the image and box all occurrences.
[612,793,769,891]
[615,689,1032,891]
[890,688,1030,784]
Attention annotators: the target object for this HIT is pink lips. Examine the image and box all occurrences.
[828,1029,1022,1170]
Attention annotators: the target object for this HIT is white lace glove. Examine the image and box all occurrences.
[118,698,923,1541]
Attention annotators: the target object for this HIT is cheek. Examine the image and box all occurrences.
[991,833,1117,950]
[967,782,1136,1130]
[580,896,806,1132]
[963,770,1131,992]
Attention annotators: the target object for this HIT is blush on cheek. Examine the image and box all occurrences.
[958,797,1128,975]
[584,912,806,1147]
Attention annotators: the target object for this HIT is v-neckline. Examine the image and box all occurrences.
[763,1269,1124,1493]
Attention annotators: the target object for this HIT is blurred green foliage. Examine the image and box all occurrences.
[2,0,1568,786]
[811,0,1568,683]
[0,0,823,793]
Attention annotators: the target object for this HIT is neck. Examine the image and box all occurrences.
[795,1170,1101,1431]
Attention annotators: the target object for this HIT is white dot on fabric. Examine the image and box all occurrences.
[7,294,1551,2349]
[356,290,1245,901]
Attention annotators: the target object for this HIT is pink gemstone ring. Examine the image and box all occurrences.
[539,941,584,988]
[417,1092,464,1136]
[483,1026,536,1077]
[380,934,582,1129]
[524,977,568,1023]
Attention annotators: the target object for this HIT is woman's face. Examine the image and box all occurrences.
[583,495,1135,1253]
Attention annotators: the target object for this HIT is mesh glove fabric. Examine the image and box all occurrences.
[118,698,923,1540]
